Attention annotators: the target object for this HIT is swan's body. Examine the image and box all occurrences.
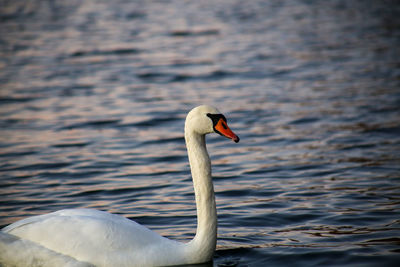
[1,105,239,267]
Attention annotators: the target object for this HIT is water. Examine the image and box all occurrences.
[1,0,400,266]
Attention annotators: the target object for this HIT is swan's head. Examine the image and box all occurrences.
[185,105,240,143]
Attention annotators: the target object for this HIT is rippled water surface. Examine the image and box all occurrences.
[1,0,400,266]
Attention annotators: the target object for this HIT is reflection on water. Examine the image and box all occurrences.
[1,0,400,266]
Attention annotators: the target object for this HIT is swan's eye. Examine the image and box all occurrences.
[206,113,226,127]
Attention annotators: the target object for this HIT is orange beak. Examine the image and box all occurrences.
[214,119,240,143]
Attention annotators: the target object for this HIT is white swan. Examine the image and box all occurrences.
[1,105,240,267]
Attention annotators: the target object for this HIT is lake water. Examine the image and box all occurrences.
[1,0,400,266]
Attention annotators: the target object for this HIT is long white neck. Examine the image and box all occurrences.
[184,128,217,262]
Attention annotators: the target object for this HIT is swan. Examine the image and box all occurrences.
[1,105,240,267]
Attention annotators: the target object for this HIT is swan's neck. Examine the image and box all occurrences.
[184,129,217,261]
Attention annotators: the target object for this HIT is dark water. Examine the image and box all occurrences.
[1,0,400,266]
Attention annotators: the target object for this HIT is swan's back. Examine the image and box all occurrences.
[3,209,188,267]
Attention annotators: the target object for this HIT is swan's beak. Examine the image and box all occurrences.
[214,119,240,143]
